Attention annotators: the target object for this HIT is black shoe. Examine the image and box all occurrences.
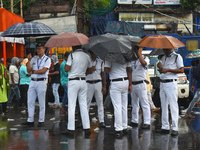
[62,129,75,136]
[99,122,106,128]
[21,122,34,127]
[130,122,138,127]
[37,122,44,127]
[123,129,128,135]
[84,129,91,136]
[156,129,170,134]
[115,131,123,138]
[171,130,178,137]
[142,124,150,130]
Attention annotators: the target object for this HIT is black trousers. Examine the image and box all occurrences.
[1,102,7,113]
[19,84,29,107]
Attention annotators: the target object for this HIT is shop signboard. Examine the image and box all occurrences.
[153,0,180,5]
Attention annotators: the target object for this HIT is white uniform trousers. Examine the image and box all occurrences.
[110,80,128,131]
[131,82,151,125]
[27,80,47,122]
[160,81,179,131]
[68,80,90,130]
[87,82,104,123]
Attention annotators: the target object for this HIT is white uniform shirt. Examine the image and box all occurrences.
[30,55,51,79]
[9,65,19,84]
[160,52,184,80]
[66,49,92,78]
[131,56,149,81]
[104,61,131,80]
[86,58,104,81]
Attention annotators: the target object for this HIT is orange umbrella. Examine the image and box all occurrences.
[137,35,185,49]
[45,32,89,47]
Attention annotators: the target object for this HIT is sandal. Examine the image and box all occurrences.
[185,113,195,119]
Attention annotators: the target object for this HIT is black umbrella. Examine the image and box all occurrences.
[2,22,56,37]
[82,33,141,64]
[148,49,164,56]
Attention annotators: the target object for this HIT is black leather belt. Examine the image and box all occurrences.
[160,79,177,83]
[132,80,144,85]
[111,77,128,82]
[86,80,101,84]
[31,78,46,81]
[68,77,86,81]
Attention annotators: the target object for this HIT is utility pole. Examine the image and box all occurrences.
[20,0,23,18]
[11,0,13,13]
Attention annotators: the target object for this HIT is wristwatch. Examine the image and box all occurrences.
[32,70,34,74]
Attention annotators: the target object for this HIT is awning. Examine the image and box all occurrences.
[0,32,25,44]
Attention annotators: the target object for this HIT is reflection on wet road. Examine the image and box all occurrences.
[0,104,200,150]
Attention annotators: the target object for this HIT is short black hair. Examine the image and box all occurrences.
[64,52,70,58]
[158,54,164,59]
[6,58,11,63]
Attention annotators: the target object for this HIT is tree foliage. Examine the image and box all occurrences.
[69,0,112,16]
[180,0,200,11]
[2,0,36,14]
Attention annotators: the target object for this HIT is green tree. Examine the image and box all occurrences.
[2,0,36,14]
[180,0,200,11]
[70,0,112,16]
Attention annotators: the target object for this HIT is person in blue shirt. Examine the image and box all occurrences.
[19,58,31,108]
[185,60,200,119]
[60,52,70,114]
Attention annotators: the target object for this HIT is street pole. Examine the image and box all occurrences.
[20,0,23,18]
[11,0,13,13]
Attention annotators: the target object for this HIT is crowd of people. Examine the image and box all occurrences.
[3,41,200,139]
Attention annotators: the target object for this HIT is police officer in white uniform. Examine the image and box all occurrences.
[22,43,51,127]
[130,47,151,129]
[105,60,132,138]
[156,49,184,136]
[64,46,93,137]
[86,51,106,128]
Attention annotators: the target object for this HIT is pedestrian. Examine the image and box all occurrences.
[60,52,70,114]
[6,58,11,71]
[63,45,93,137]
[146,71,160,112]
[22,42,51,127]
[48,55,60,109]
[130,47,151,129]
[19,58,31,108]
[7,57,21,108]
[152,54,164,107]
[86,51,106,128]
[0,59,10,115]
[185,60,200,119]
[156,49,184,136]
[104,59,132,138]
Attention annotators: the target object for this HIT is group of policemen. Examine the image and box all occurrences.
[21,42,184,138]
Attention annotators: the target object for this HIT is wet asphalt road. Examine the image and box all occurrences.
[0,103,200,150]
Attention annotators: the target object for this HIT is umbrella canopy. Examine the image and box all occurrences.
[2,22,56,37]
[82,33,141,64]
[45,32,89,47]
[185,49,200,59]
[137,35,185,49]
[149,49,164,56]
